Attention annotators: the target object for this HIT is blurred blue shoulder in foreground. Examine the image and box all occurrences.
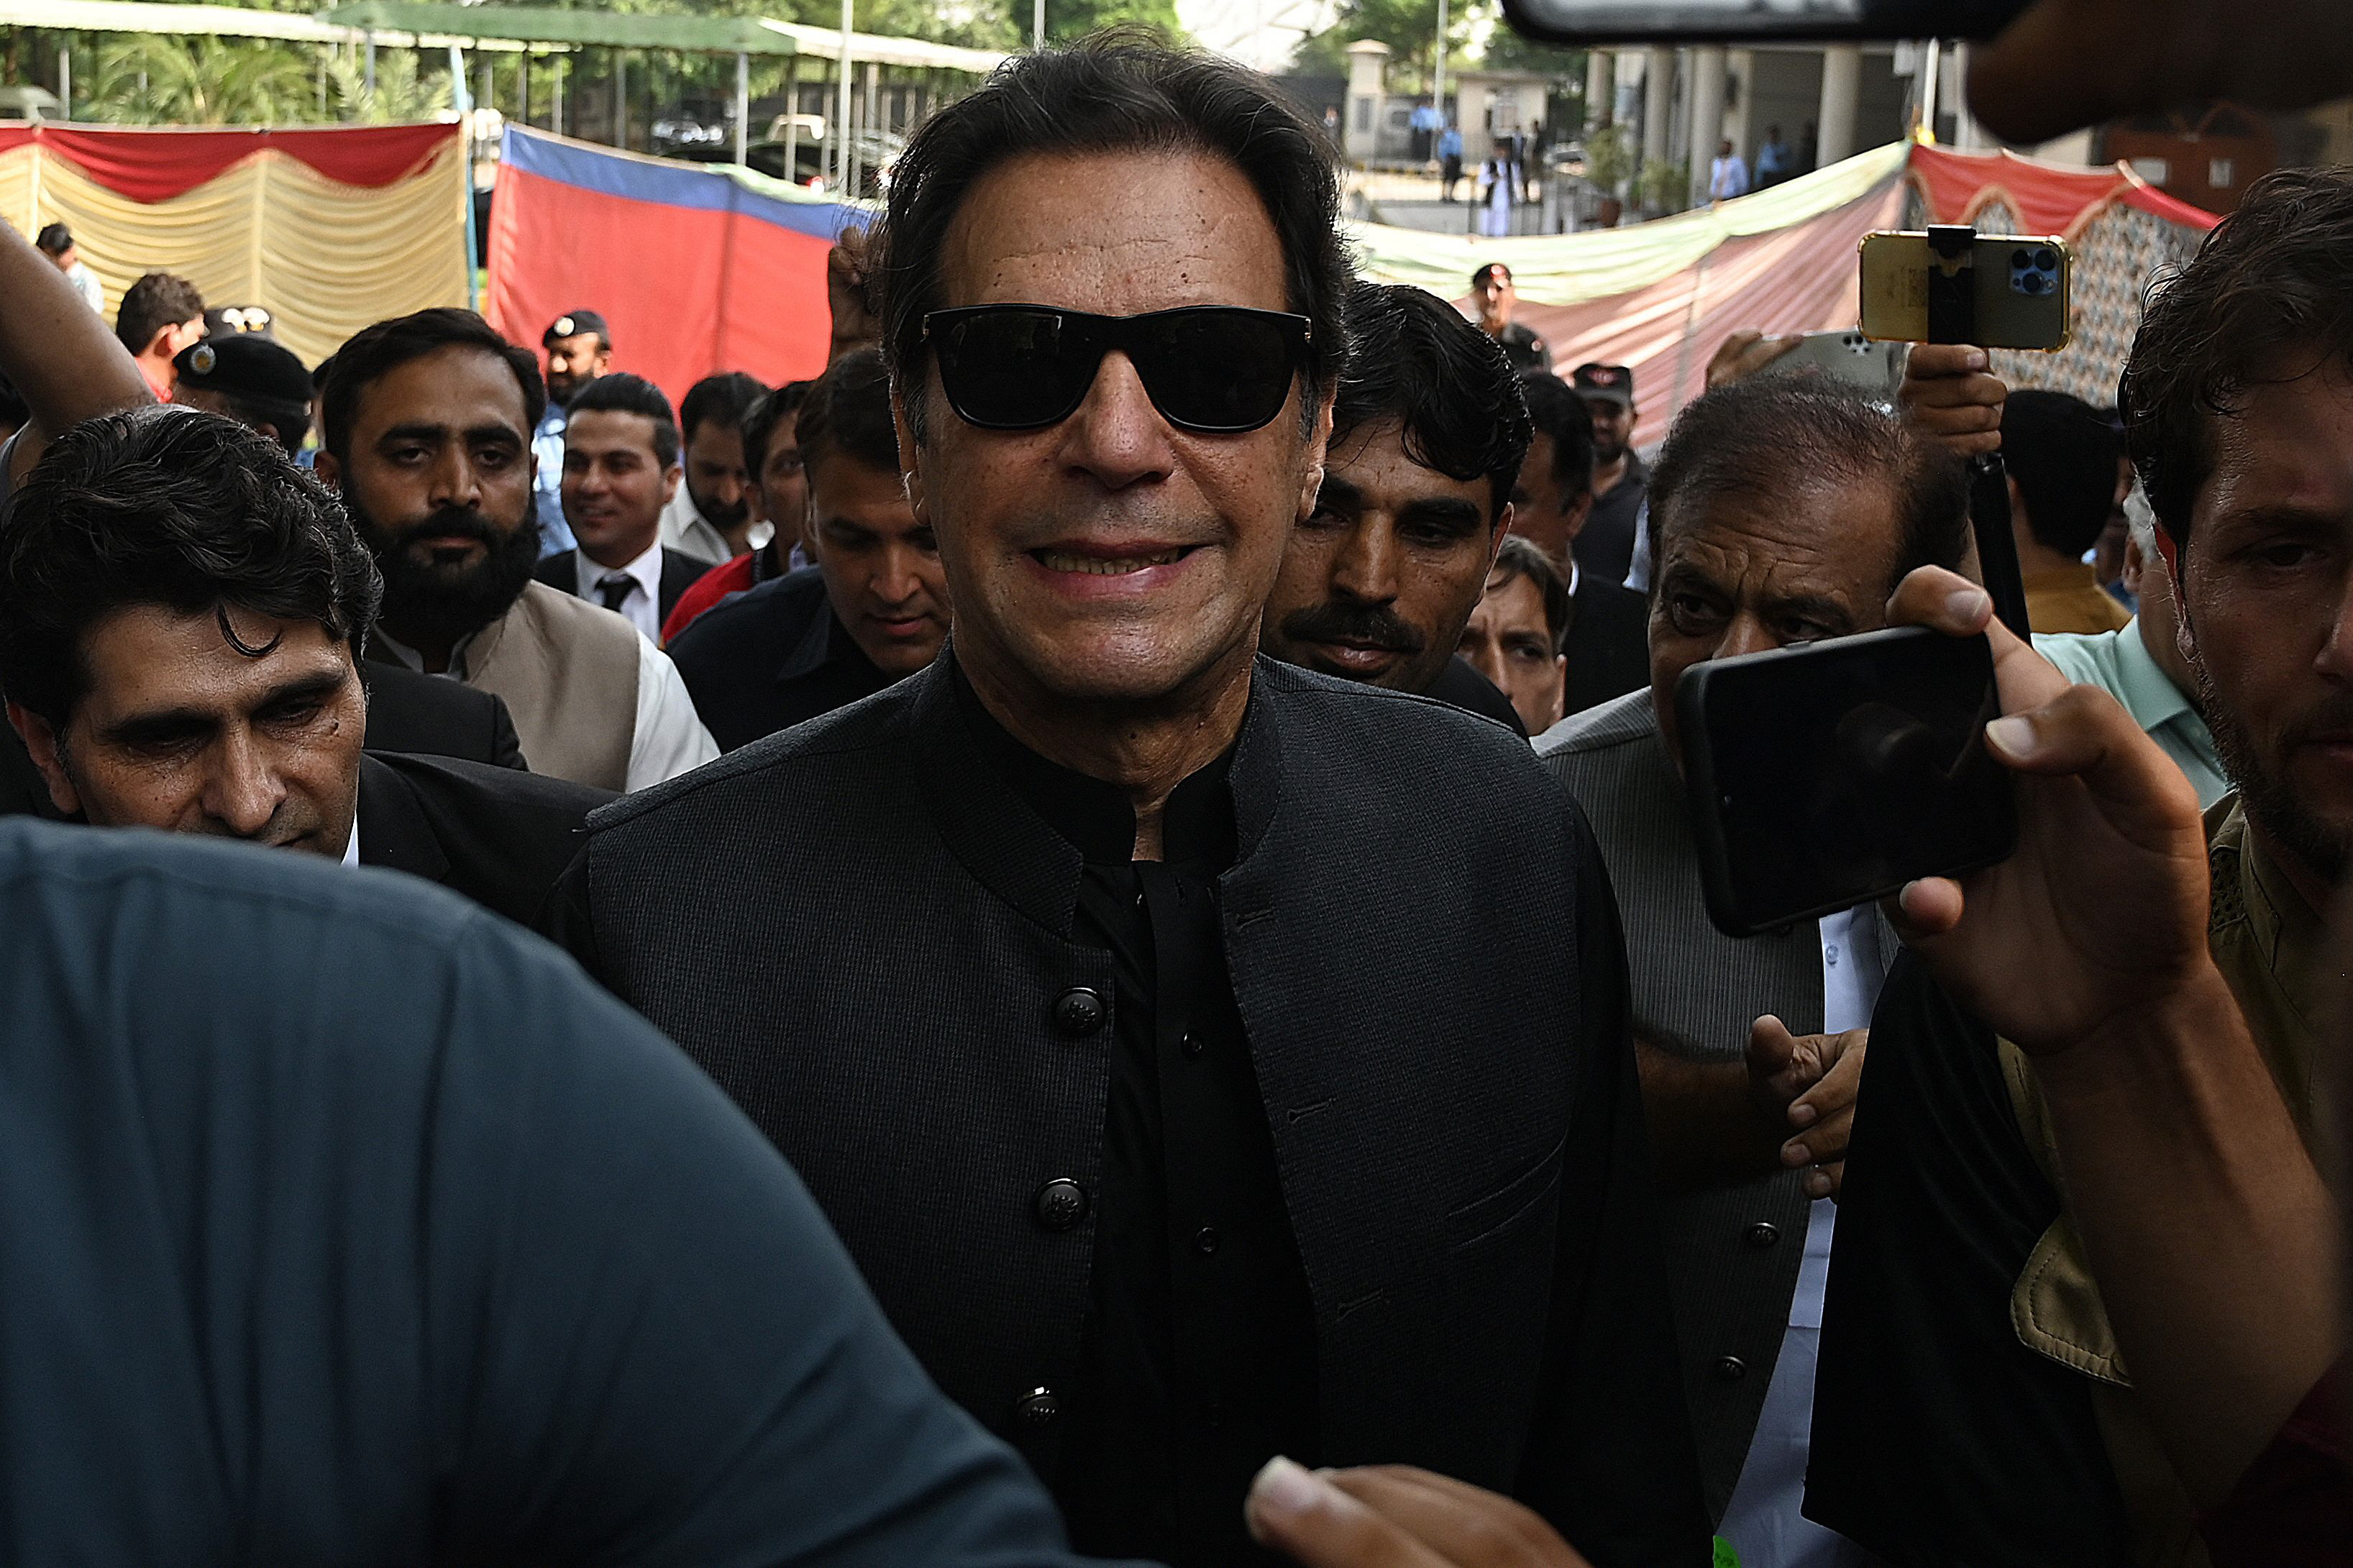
[0,817,1116,1568]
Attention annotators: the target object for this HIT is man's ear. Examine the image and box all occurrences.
[661,461,682,508]
[1296,384,1336,525]
[1489,503,1514,569]
[891,385,929,527]
[7,700,81,817]
[313,449,342,492]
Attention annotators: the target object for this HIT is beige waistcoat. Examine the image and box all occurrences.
[457,580,640,792]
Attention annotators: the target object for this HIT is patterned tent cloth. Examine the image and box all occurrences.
[1348,139,2221,434]
[1904,143,2220,406]
[0,122,465,370]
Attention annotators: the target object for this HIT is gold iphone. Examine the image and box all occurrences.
[1858,231,2074,351]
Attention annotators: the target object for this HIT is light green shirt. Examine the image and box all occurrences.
[2033,618,2229,808]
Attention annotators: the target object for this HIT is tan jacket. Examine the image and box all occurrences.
[457,581,641,793]
[2001,797,2334,1567]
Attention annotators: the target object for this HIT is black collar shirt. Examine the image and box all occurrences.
[953,671,1319,1567]
[1575,449,1650,588]
[665,567,896,751]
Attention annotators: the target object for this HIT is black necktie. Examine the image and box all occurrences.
[596,573,635,614]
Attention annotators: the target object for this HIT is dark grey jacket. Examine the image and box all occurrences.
[1540,690,1899,1521]
[555,654,1709,1567]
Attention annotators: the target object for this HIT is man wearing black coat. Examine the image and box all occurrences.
[0,405,606,927]
[1513,372,1648,721]
[362,660,528,768]
[553,40,1704,1568]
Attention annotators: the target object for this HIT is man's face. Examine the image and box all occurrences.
[684,418,752,536]
[1458,567,1566,733]
[1586,395,1635,465]
[45,245,75,273]
[751,410,808,549]
[544,333,609,404]
[807,453,951,676]
[2176,365,2353,886]
[562,408,677,568]
[900,149,1329,712]
[9,608,364,856]
[1509,429,1593,567]
[1648,473,1905,768]
[1261,418,1502,694]
[314,344,541,648]
[1475,271,1516,331]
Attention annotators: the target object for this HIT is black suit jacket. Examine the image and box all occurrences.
[1561,576,1651,720]
[552,654,1709,1565]
[363,661,528,769]
[665,567,897,752]
[535,547,710,630]
[358,751,612,926]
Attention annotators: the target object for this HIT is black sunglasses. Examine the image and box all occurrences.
[922,304,1313,434]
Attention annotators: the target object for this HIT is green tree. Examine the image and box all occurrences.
[89,34,316,125]
[326,47,454,124]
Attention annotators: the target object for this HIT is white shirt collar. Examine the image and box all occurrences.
[340,815,360,868]
[579,533,664,603]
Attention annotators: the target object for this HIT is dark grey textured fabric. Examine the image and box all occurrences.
[1538,689,1896,1522]
[556,653,1711,1568]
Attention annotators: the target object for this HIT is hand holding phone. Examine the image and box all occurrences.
[1877,567,2213,1059]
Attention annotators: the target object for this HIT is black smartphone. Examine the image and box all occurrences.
[1676,625,2017,939]
[1501,0,2032,45]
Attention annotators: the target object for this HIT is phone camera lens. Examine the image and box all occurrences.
[2036,247,2058,270]
[2012,249,2032,269]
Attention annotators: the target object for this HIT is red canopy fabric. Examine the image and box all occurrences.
[1503,176,1911,442]
[1907,144,2219,242]
[0,122,456,203]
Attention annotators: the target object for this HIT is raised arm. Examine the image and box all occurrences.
[0,219,153,483]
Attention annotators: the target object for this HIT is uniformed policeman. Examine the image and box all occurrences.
[170,331,314,456]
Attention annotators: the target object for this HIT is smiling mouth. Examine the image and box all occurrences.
[1032,546,1194,576]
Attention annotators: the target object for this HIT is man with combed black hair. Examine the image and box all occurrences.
[1514,370,1648,717]
[318,309,714,792]
[555,37,1704,1568]
[0,406,608,924]
[664,380,814,641]
[1458,532,1571,736]
[668,349,946,750]
[536,372,716,641]
[1259,280,1531,733]
[662,370,769,564]
[1540,374,1973,1564]
[2003,387,2133,635]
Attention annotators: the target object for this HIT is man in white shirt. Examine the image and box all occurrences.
[1709,139,1751,203]
[659,372,769,564]
[34,223,104,313]
[1539,372,1975,1564]
[538,372,716,644]
[316,309,715,794]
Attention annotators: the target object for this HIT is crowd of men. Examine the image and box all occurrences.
[0,2,2346,1564]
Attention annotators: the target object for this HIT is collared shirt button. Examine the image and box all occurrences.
[1713,1355,1747,1383]
[1826,945,1841,963]
[1016,1387,1060,1425]
[1745,1221,1781,1249]
[1034,1178,1087,1232]
[1194,1226,1221,1255]
[1051,987,1106,1037]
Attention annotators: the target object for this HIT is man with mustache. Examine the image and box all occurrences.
[316,310,715,793]
[1258,280,1532,734]
[1809,165,2353,1566]
[554,38,1705,1568]
[659,372,768,564]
